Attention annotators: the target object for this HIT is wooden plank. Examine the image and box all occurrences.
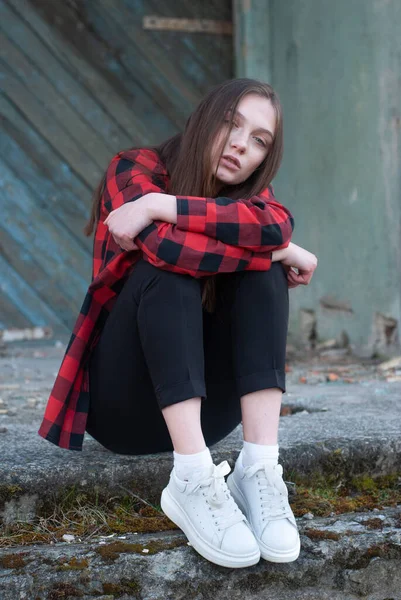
[137,0,233,97]
[82,0,190,130]
[98,0,201,105]
[0,255,68,333]
[142,16,232,34]
[0,60,102,190]
[0,293,33,330]
[0,93,92,217]
[0,113,92,254]
[0,31,113,171]
[233,0,272,81]
[0,158,91,300]
[147,0,233,57]
[2,0,139,148]
[94,0,199,123]
[10,0,175,144]
[141,0,233,93]
[0,226,82,329]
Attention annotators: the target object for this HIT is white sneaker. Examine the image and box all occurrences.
[226,458,300,563]
[161,460,260,568]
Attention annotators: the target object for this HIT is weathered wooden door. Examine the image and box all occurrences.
[0,0,233,334]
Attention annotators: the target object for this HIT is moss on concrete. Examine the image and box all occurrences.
[0,552,28,569]
[304,529,341,541]
[1,469,400,547]
[348,542,401,570]
[360,517,385,530]
[0,484,23,505]
[55,556,89,571]
[47,582,84,599]
[290,470,401,518]
[95,538,186,562]
[102,578,141,597]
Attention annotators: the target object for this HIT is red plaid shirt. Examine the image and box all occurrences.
[38,148,294,451]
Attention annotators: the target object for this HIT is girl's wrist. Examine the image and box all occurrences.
[141,193,158,221]
[144,192,177,223]
[272,245,290,262]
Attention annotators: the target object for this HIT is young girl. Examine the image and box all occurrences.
[38,78,317,569]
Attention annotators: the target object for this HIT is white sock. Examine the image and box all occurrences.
[173,447,213,481]
[239,441,279,469]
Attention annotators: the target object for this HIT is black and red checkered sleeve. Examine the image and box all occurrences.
[102,148,169,215]
[103,149,274,276]
[136,222,273,277]
[175,186,294,253]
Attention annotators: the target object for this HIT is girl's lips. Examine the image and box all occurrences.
[220,156,241,171]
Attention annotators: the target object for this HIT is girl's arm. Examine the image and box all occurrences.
[135,220,273,277]
[145,189,294,254]
[104,149,294,252]
[102,149,288,276]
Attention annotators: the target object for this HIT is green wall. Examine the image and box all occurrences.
[237,0,401,354]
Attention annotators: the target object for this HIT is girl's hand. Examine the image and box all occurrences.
[103,197,153,251]
[283,264,316,288]
[281,242,318,272]
[280,243,318,288]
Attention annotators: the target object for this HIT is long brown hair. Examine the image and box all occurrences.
[84,78,284,310]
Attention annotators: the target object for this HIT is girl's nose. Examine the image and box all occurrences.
[230,135,247,153]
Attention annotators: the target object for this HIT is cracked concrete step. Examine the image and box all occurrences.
[1,379,400,516]
[0,508,401,600]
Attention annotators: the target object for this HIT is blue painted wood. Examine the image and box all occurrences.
[233,0,271,82]
[0,225,85,329]
[13,0,176,144]
[0,0,143,149]
[98,0,201,105]
[87,0,193,130]
[0,159,90,295]
[1,61,103,189]
[0,31,115,169]
[0,0,233,331]
[0,292,32,330]
[0,122,92,254]
[143,0,233,86]
[0,93,92,204]
[0,255,68,332]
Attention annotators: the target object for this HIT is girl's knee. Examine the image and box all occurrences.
[129,259,202,305]
[240,262,288,294]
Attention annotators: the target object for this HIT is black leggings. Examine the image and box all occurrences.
[86,259,289,455]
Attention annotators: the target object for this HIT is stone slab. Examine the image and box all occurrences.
[0,345,400,507]
[0,508,401,600]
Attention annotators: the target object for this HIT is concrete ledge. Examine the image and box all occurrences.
[1,347,400,524]
[1,508,400,600]
[1,380,400,511]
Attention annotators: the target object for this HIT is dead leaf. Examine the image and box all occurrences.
[327,373,339,382]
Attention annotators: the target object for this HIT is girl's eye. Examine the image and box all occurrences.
[254,137,266,146]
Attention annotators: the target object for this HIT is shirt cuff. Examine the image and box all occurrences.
[176,196,208,234]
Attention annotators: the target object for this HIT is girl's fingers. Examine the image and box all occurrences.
[288,270,314,286]
[111,233,138,252]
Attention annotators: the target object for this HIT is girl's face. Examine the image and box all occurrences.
[212,93,276,188]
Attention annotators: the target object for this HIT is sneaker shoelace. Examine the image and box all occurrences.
[186,461,244,531]
[244,463,293,522]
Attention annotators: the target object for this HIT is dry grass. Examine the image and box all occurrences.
[1,474,400,548]
[0,487,176,549]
